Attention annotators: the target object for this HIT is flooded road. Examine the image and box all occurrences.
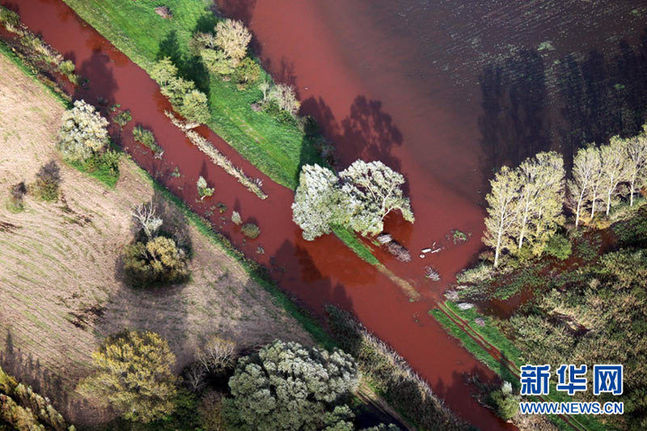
[9,0,647,428]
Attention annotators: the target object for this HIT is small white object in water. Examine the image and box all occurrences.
[421,248,432,253]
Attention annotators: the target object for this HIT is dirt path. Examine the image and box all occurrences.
[0,53,311,426]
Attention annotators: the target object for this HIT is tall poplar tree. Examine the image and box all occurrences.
[483,166,520,267]
[600,138,627,216]
[623,125,647,207]
[569,146,600,228]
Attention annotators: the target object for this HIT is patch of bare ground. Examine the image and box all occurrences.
[0,54,311,426]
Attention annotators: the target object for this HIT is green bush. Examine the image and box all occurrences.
[489,382,519,421]
[133,125,163,156]
[113,109,132,128]
[233,57,260,87]
[122,236,189,287]
[57,100,109,162]
[543,233,572,260]
[240,222,260,239]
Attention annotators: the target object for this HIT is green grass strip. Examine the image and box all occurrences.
[332,225,381,266]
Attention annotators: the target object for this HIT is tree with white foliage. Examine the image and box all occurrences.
[568,146,601,228]
[623,125,647,207]
[214,19,251,67]
[483,166,520,267]
[600,138,627,216]
[339,160,414,236]
[57,100,109,162]
[292,164,345,240]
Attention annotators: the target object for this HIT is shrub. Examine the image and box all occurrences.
[122,236,189,287]
[113,109,132,128]
[33,160,61,201]
[200,47,236,76]
[7,182,26,212]
[79,330,177,423]
[455,261,494,285]
[233,57,260,87]
[133,125,163,156]
[57,100,109,162]
[266,83,300,116]
[240,222,260,239]
[489,382,519,421]
[543,233,572,260]
[230,210,242,225]
[57,59,75,75]
[0,6,21,33]
[223,340,358,431]
[197,336,236,373]
[197,176,214,200]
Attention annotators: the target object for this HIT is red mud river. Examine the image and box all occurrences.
[11,0,646,429]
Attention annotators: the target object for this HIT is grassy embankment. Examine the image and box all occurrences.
[63,0,320,190]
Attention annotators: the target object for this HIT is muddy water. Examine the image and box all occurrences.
[11,0,644,428]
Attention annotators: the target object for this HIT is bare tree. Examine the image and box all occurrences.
[197,336,236,373]
[184,362,206,392]
[623,125,647,207]
[483,166,520,267]
[132,202,163,240]
[600,138,627,216]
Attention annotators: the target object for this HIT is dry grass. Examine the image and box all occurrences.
[0,54,310,425]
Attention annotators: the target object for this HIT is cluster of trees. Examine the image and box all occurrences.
[1,365,74,430]
[484,126,647,266]
[79,331,400,430]
[122,203,190,288]
[193,19,260,88]
[292,161,414,240]
[223,340,359,430]
[192,18,300,121]
[151,58,211,127]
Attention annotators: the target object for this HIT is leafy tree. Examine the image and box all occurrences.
[214,19,251,66]
[79,330,178,423]
[483,166,519,267]
[122,236,189,287]
[600,138,627,216]
[241,222,260,239]
[8,181,27,212]
[57,100,109,162]
[292,164,346,240]
[234,57,261,86]
[179,90,211,126]
[200,47,236,76]
[622,125,647,207]
[339,160,414,236]
[512,151,564,252]
[151,58,210,126]
[489,382,519,421]
[223,340,358,431]
[568,146,602,227]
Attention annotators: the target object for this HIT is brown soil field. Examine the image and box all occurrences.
[0,54,311,425]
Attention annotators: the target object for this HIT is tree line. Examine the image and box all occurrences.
[485,125,647,267]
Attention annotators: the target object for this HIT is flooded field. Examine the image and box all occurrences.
[7,0,647,428]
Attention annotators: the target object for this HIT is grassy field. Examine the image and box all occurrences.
[62,0,322,189]
[0,52,314,426]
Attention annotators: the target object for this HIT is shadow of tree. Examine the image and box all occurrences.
[157,30,211,95]
[73,49,118,108]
